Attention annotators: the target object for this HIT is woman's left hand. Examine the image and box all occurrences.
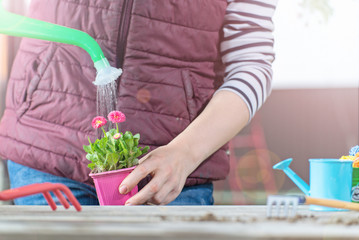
[118,142,195,205]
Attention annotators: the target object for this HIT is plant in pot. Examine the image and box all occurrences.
[83,111,149,205]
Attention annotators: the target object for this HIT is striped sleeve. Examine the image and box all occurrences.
[216,0,278,120]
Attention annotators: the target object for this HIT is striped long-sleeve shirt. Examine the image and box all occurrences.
[217,0,278,120]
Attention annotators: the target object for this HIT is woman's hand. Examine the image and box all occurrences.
[119,142,196,205]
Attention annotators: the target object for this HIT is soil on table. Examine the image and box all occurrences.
[158,212,359,226]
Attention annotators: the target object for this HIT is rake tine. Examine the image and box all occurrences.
[283,199,290,217]
[54,184,82,211]
[53,189,70,209]
[0,183,81,211]
[290,198,299,217]
[266,195,300,218]
[42,191,57,211]
[266,199,273,217]
[284,197,298,218]
[266,196,278,218]
[275,200,281,217]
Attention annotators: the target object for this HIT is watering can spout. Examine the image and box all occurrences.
[0,2,121,86]
[273,158,310,195]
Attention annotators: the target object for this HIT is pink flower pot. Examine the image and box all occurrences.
[89,166,137,205]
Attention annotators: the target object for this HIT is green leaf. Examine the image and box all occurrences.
[125,138,134,150]
[124,131,133,138]
[85,153,93,162]
[108,135,116,152]
[99,137,108,150]
[119,138,127,152]
[93,144,105,157]
[83,145,92,153]
[132,158,139,166]
[142,146,150,154]
[133,133,140,146]
[133,150,142,159]
[87,163,95,170]
[122,148,129,158]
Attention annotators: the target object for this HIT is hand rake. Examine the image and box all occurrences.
[0,182,82,211]
[266,195,359,218]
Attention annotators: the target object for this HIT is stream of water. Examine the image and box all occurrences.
[96,81,118,133]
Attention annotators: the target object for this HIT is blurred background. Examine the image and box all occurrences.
[214,0,359,204]
[0,0,358,205]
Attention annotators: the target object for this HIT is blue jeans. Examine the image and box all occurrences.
[7,160,214,205]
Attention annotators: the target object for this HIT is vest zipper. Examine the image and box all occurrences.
[116,0,134,68]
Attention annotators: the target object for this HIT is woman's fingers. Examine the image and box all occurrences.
[162,190,180,205]
[146,181,180,205]
[119,162,152,195]
[124,173,167,205]
[128,174,183,205]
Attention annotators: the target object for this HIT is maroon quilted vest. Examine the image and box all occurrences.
[0,0,229,186]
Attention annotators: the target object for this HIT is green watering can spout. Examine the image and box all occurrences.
[0,2,121,86]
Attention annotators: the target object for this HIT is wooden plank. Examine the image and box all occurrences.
[1,205,359,240]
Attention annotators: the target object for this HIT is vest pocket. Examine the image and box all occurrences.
[15,43,57,118]
[181,69,199,121]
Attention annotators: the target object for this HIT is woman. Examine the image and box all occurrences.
[0,0,277,205]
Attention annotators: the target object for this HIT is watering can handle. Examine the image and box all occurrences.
[0,2,105,63]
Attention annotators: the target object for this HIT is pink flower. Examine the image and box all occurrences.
[91,116,107,129]
[108,111,126,123]
[113,133,121,139]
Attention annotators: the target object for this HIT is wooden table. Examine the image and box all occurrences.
[1,205,359,240]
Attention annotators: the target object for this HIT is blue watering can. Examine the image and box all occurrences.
[273,158,353,211]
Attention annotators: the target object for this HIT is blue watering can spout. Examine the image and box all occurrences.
[273,158,310,196]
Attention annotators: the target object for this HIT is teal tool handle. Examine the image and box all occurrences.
[0,5,105,63]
